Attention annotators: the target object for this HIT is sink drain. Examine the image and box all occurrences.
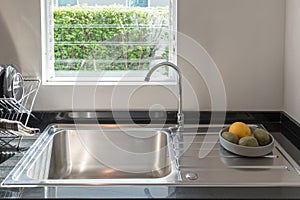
[185,172,198,180]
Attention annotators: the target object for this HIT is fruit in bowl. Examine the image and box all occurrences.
[221,132,239,144]
[253,128,271,146]
[219,122,274,157]
[238,136,259,147]
[228,122,251,139]
[222,122,271,147]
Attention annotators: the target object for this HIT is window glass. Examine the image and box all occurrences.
[45,0,176,82]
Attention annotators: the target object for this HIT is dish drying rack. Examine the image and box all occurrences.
[0,77,40,151]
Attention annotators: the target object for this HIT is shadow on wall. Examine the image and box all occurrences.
[0,11,20,71]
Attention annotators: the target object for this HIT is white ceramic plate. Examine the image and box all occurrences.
[219,126,275,157]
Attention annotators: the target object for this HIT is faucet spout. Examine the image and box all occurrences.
[144,62,184,134]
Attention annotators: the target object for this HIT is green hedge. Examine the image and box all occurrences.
[54,5,169,71]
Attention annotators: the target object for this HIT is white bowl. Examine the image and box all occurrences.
[219,127,275,157]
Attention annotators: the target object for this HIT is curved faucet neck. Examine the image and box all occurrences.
[144,62,181,81]
[144,62,184,131]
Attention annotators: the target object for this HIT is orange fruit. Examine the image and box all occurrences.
[228,122,251,139]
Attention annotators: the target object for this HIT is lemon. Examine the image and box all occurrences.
[228,122,251,139]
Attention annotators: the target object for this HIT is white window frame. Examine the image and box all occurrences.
[41,0,177,85]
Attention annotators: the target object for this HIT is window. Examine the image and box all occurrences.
[129,0,149,7]
[57,0,78,6]
[43,0,177,83]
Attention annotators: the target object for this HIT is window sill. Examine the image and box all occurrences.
[42,79,177,86]
[43,70,177,86]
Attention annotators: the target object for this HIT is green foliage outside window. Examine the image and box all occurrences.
[54,5,169,71]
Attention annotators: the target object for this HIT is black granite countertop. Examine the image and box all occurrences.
[1,111,300,199]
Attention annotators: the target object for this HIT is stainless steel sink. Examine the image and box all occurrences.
[3,124,300,188]
[32,129,171,179]
[2,124,178,186]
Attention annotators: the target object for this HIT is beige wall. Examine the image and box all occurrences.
[284,0,300,123]
[0,0,285,111]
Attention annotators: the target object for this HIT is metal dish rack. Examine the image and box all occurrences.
[0,77,40,151]
[0,188,24,198]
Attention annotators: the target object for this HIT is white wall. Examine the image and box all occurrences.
[0,0,285,111]
[284,0,300,123]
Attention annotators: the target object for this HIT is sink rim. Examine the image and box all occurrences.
[1,123,179,187]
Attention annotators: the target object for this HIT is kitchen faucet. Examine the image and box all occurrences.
[144,62,184,137]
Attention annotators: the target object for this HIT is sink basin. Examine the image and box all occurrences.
[31,129,171,179]
[2,124,178,186]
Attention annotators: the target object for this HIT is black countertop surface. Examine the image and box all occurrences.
[1,111,300,199]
